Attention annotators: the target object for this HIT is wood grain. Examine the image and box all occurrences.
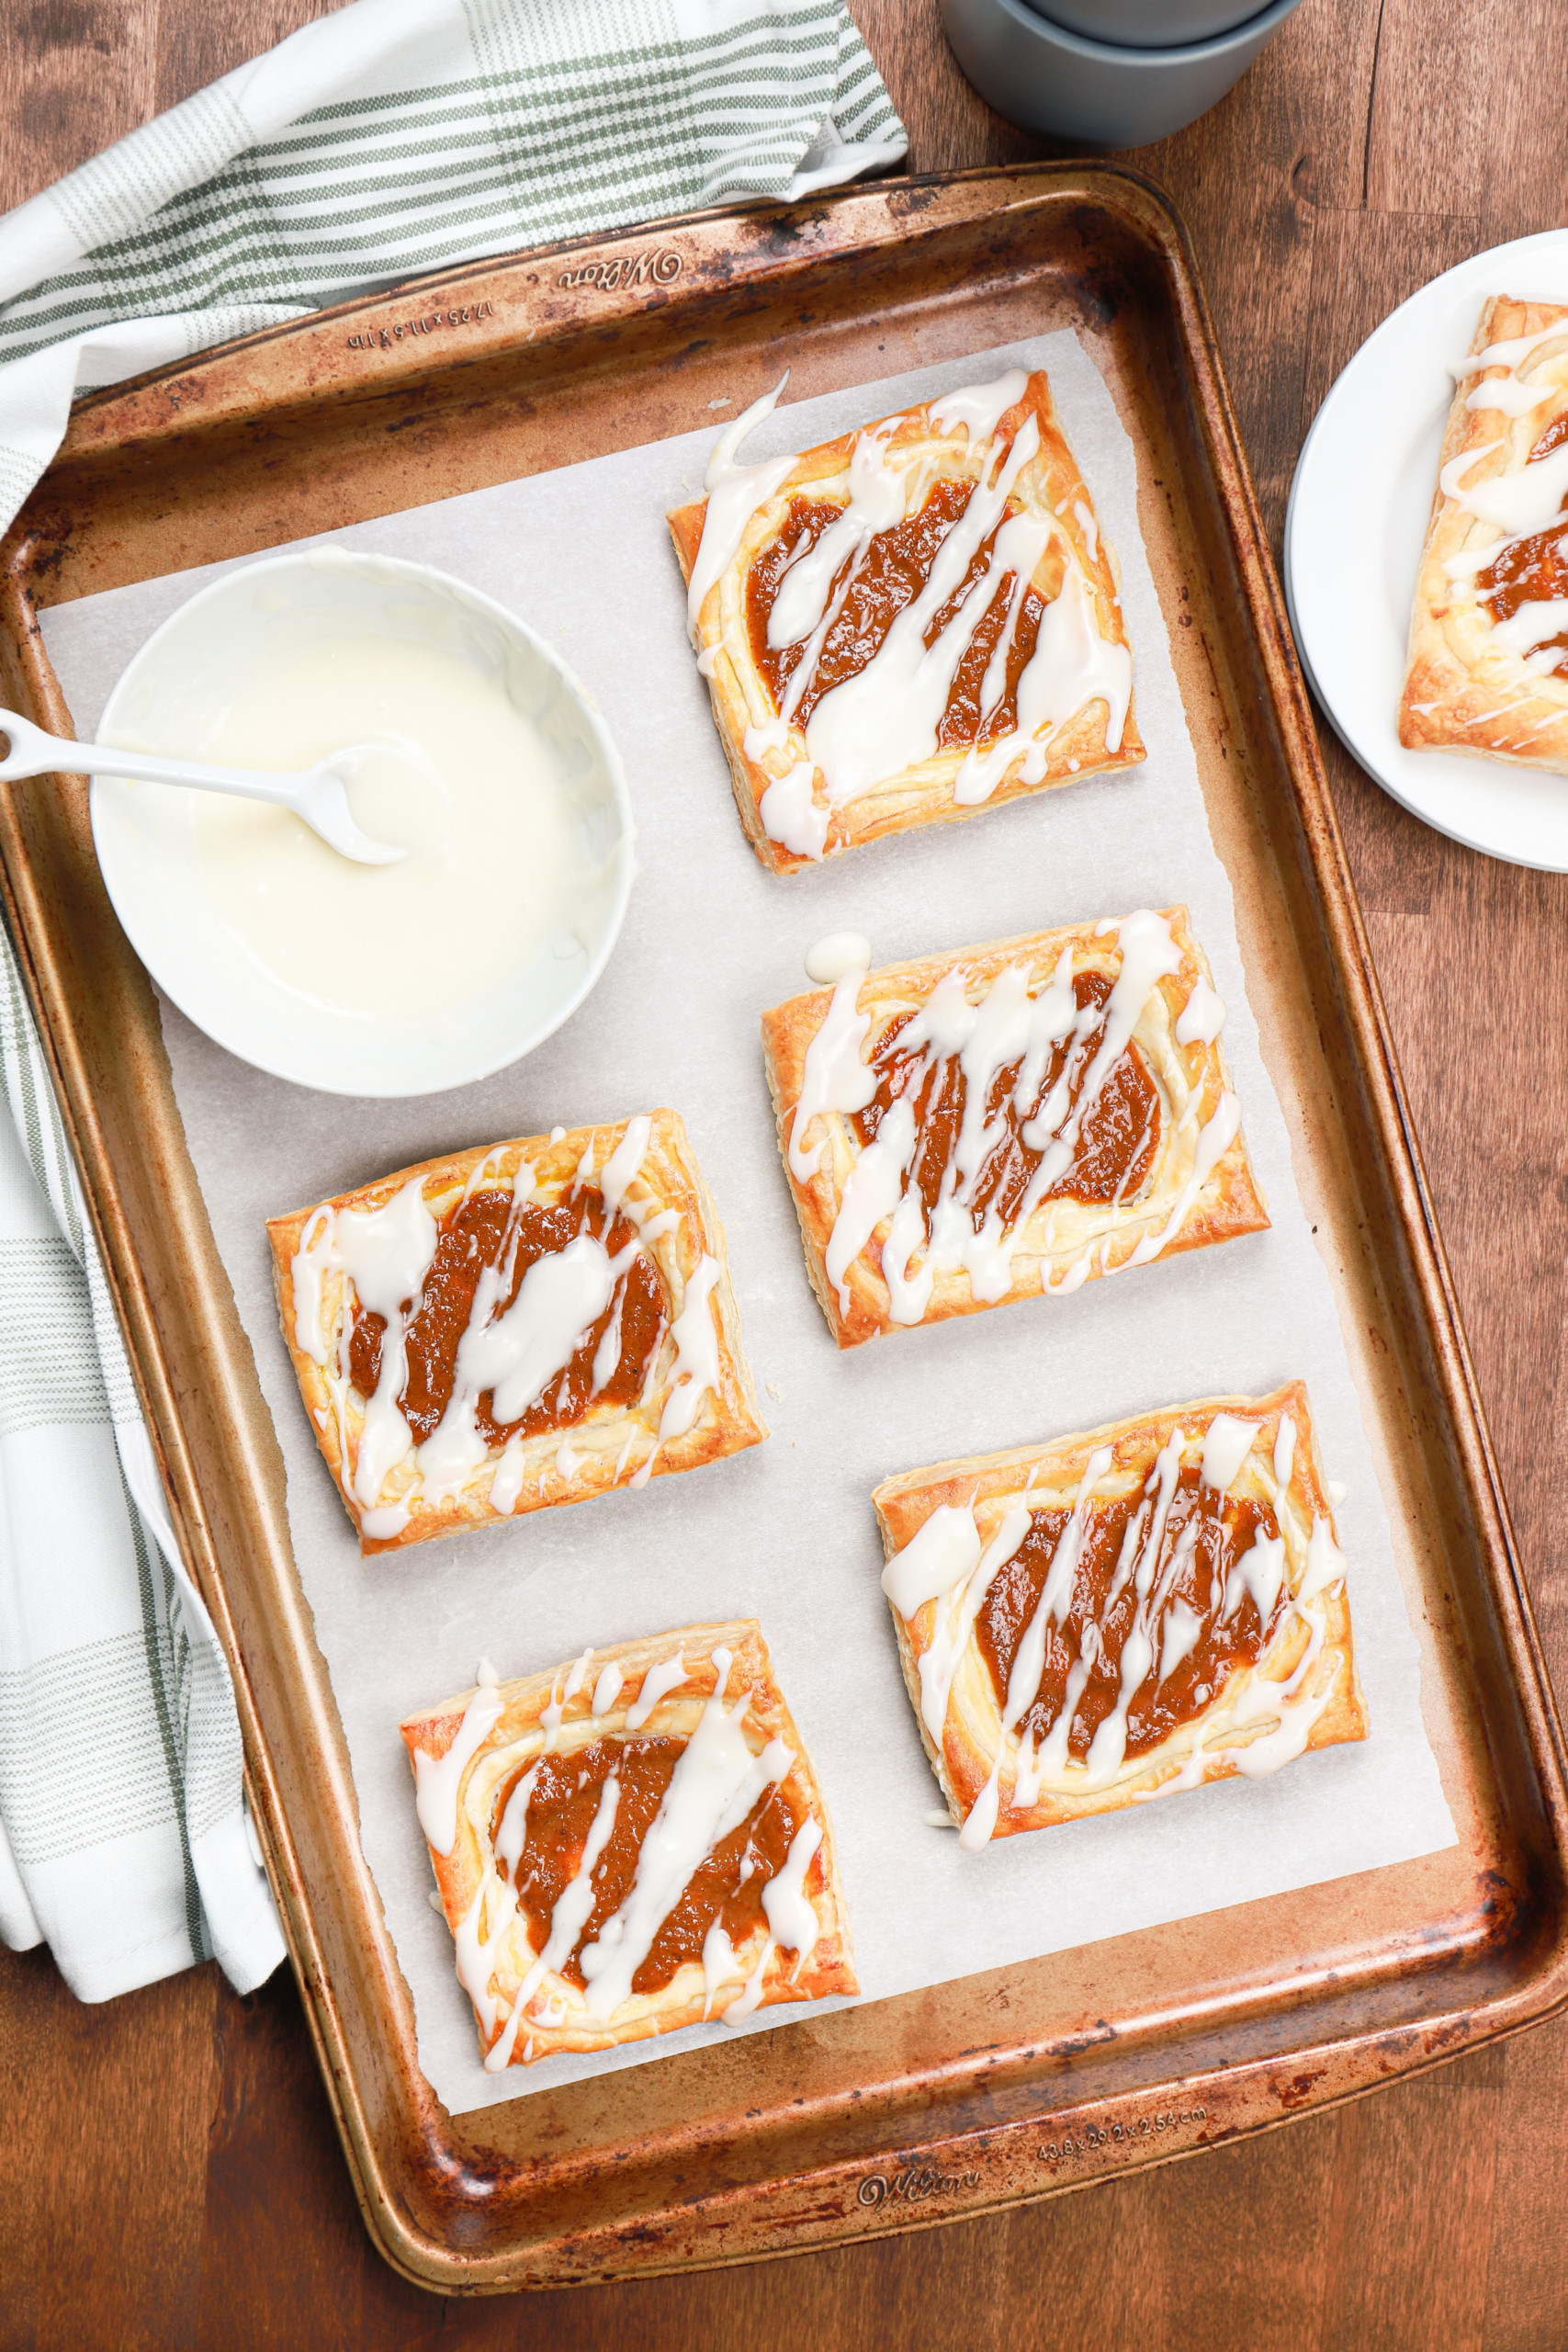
[4,0,1568,2342]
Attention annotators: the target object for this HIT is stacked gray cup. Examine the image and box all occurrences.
[942,0,1306,145]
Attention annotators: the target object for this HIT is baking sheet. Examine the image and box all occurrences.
[39,331,1457,2119]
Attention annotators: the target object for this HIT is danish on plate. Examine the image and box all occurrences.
[401,1621,857,2066]
[669,365,1144,871]
[874,1382,1367,1848]
[761,909,1267,1347]
[267,1112,765,1554]
[1399,294,1568,772]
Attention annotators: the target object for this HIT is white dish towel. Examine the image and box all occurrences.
[0,0,905,2002]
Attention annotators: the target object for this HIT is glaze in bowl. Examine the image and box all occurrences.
[90,548,635,1098]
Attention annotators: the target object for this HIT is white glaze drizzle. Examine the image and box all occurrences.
[577,1650,793,2019]
[1200,1415,1260,1494]
[442,1651,823,2063]
[880,1498,983,1619]
[624,1653,691,1731]
[488,1433,526,1514]
[1220,1531,1286,1626]
[790,912,1227,1320]
[685,374,794,638]
[1455,319,1568,380]
[702,1920,738,2018]
[1440,435,1568,537]
[787,963,876,1182]
[723,1941,772,2027]
[494,1762,538,1882]
[1175,977,1225,1046]
[882,1406,1348,1833]
[539,1647,593,1748]
[1299,1513,1348,1600]
[629,1252,724,1487]
[958,1447,1114,1849]
[953,557,1132,803]
[456,1877,515,2041]
[761,1816,823,1975]
[759,761,830,860]
[929,368,1030,444]
[695,370,1131,825]
[1157,1599,1203,1685]
[806,930,873,986]
[1489,595,1568,666]
[915,1498,1034,1744]
[482,1768,625,2073]
[290,1117,696,1527]
[412,1682,504,1858]
[1456,319,1568,421]
[719,1815,824,2025]
[806,413,1046,804]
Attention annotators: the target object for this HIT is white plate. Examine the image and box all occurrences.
[1285,227,1568,871]
[90,550,634,1097]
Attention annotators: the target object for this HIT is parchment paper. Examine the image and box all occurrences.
[40,332,1457,2118]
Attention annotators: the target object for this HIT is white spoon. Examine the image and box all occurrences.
[0,707,409,865]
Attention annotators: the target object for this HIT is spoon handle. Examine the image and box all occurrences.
[0,707,304,805]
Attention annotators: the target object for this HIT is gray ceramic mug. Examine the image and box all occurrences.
[942,0,1305,147]
[1028,0,1266,46]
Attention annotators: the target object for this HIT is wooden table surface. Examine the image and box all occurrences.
[3,2,1566,2344]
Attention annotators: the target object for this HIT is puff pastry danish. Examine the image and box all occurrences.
[1399,295,1568,771]
[669,366,1144,873]
[761,910,1268,1348]
[401,1622,857,2066]
[267,1111,766,1555]
[874,1382,1367,1846]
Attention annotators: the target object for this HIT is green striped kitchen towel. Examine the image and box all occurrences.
[0,0,903,2005]
[0,921,285,1998]
[0,0,907,532]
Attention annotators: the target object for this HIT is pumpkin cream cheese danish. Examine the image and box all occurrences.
[761,910,1268,1348]
[401,1623,856,2067]
[1399,294,1568,772]
[669,366,1143,872]
[267,1111,765,1554]
[874,1383,1368,1848]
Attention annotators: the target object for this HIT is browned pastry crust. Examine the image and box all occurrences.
[267,1111,765,1555]
[874,1382,1367,1838]
[400,1621,857,2064]
[761,910,1269,1348]
[669,368,1144,873]
[1398,295,1568,771]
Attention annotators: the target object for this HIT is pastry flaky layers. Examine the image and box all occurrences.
[761,909,1268,1349]
[1399,295,1568,772]
[874,1383,1367,1849]
[266,1111,765,1555]
[400,1623,857,2067]
[668,365,1144,873]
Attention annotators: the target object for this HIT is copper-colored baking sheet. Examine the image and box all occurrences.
[2,165,1565,2294]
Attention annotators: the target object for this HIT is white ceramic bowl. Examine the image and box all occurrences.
[90,549,634,1096]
